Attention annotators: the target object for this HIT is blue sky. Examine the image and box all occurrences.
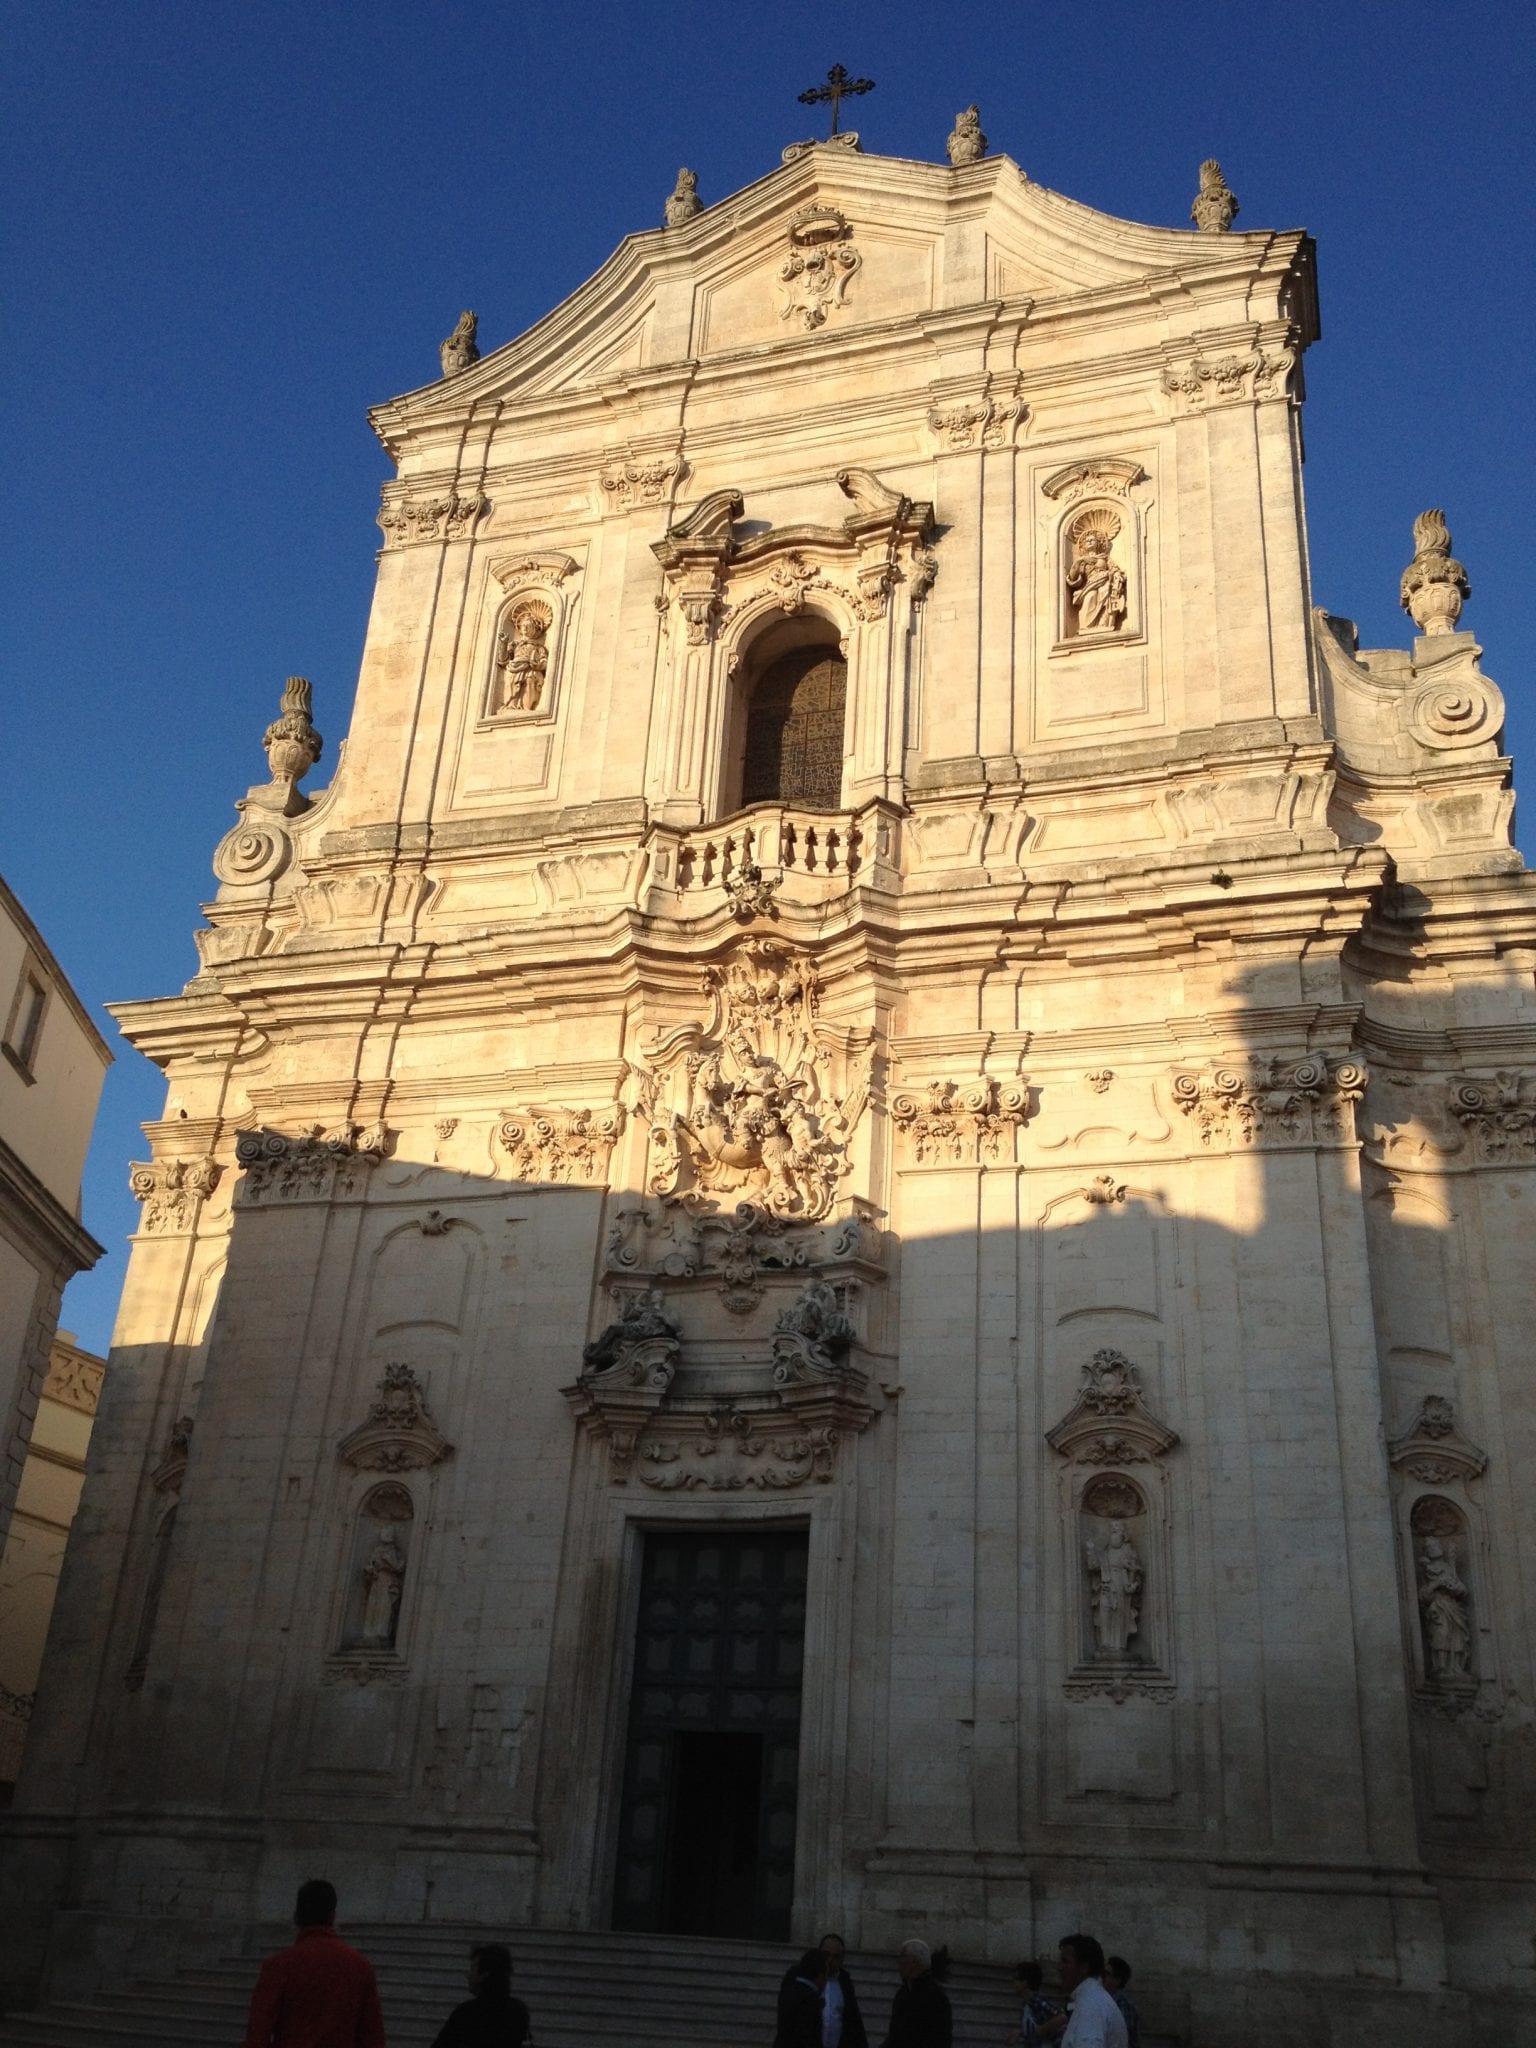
[5,0,1533,1353]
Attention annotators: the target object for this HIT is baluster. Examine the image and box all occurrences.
[678,841,695,890]
[783,820,798,871]
[806,827,819,872]
[846,824,863,876]
[826,829,841,873]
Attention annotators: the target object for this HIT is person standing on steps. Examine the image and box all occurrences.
[777,1948,830,2048]
[817,1932,868,2048]
[241,1879,386,2048]
[1055,1935,1126,2048]
[1101,1958,1138,2048]
[430,1942,531,2047]
[879,1939,952,2048]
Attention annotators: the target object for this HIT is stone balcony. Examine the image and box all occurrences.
[642,798,902,916]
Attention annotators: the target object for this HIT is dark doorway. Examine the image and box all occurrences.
[742,647,848,811]
[612,1529,808,1940]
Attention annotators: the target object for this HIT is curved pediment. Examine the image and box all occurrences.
[371,146,1313,454]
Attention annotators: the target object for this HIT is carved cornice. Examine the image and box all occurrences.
[339,1363,453,1474]
[1171,1055,1367,1149]
[1388,1396,1488,1487]
[234,1123,392,1204]
[890,1077,1031,1164]
[376,490,489,547]
[128,1155,221,1235]
[1046,1350,1179,1467]
[489,550,578,592]
[497,1103,626,1185]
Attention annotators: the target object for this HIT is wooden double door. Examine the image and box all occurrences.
[612,1529,808,1941]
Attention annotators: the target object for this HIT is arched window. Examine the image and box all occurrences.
[741,646,848,811]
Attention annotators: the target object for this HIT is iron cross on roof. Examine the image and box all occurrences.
[797,64,875,137]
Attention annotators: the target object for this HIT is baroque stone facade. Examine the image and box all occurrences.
[5,133,1534,2048]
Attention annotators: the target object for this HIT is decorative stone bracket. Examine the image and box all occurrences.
[890,1076,1031,1164]
[339,1363,453,1474]
[925,375,1027,452]
[1171,1054,1367,1149]
[601,447,688,510]
[234,1123,392,1204]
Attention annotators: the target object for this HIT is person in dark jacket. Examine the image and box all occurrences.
[430,1943,530,2048]
[816,1933,868,2048]
[776,1948,829,2048]
[880,1939,952,2048]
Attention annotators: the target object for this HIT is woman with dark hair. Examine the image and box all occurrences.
[431,1942,531,2047]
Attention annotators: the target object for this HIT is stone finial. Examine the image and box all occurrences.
[439,310,480,378]
[262,676,323,788]
[664,168,701,227]
[946,105,987,166]
[1191,159,1239,233]
[1400,509,1471,636]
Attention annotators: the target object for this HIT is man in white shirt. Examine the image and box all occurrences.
[1056,1935,1128,2048]
[816,1933,868,2048]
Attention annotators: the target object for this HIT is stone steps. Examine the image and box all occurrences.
[0,1923,1175,2048]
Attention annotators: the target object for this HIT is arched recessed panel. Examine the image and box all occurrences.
[741,647,848,810]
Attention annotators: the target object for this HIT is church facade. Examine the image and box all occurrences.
[6,121,1533,2044]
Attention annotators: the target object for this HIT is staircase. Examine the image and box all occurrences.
[0,1925,1150,2048]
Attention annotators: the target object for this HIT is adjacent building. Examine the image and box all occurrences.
[0,878,108,1559]
[0,1332,106,1798]
[5,121,1533,2046]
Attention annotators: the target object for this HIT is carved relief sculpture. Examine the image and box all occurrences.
[664,168,701,226]
[1190,159,1239,233]
[494,602,552,713]
[338,1362,453,1474]
[439,309,480,377]
[1064,509,1129,635]
[771,1276,855,1383]
[582,1287,681,1390]
[946,105,987,166]
[1446,1072,1536,1162]
[1400,509,1470,637]
[777,206,862,331]
[1086,1517,1143,1656]
[632,940,872,1222]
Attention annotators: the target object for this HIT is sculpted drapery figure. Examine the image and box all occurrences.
[360,1531,407,1647]
[1417,1537,1472,1680]
[496,604,551,713]
[1086,1518,1143,1656]
[1065,517,1128,634]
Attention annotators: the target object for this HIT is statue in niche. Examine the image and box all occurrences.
[495,602,552,713]
[1085,1518,1143,1656]
[1065,510,1128,635]
[360,1529,407,1648]
[1417,1536,1472,1682]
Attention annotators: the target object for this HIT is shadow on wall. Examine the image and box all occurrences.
[0,1021,1530,2039]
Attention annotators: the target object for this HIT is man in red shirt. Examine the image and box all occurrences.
[242,1879,387,2048]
